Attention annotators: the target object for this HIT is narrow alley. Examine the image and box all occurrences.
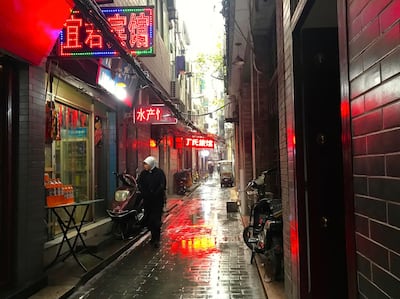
[66,177,267,299]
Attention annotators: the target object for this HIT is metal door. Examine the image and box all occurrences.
[0,58,15,288]
[296,27,348,298]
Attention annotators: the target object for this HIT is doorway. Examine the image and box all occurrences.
[293,1,348,298]
[0,57,16,288]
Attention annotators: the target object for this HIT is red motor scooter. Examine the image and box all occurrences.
[106,171,145,240]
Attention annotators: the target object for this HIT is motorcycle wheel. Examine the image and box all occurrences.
[111,222,129,240]
[243,225,264,253]
[243,225,254,249]
[269,236,284,281]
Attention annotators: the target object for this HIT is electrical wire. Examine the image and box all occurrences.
[181,101,233,117]
[72,0,205,134]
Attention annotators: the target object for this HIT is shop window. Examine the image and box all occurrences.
[45,101,91,238]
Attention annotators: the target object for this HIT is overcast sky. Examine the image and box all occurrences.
[176,0,224,59]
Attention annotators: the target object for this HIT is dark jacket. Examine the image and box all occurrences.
[137,167,166,207]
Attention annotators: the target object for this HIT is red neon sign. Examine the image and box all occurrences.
[56,6,154,58]
[134,105,177,124]
[176,137,215,149]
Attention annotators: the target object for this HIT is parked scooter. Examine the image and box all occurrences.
[242,168,284,281]
[174,170,188,195]
[106,171,145,240]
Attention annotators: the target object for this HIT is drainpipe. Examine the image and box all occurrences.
[250,50,256,179]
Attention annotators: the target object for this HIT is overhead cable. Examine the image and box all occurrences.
[73,0,204,134]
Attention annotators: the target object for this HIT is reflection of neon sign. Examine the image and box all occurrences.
[167,224,219,257]
[170,237,218,257]
[57,6,155,58]
[175,137,214,149]
[134,105,177,124]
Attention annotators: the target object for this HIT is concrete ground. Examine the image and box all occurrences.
[29,177,284,299]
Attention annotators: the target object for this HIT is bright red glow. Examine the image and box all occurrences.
[182,137,214,149]
[149,139,157,148]
[84,24,103,48]
[170,236,218,257]
[290,221,299,260]
[134,105,177,124]
[287,128,295,151]
[56,7,154,58]
[108,14,128,46]
[0,0,74,65]
[174,137,183,149]
[168,225,219,258]
[167,136,173,147]
[136,106,161,122]
[166,199,220,258]
[63,15,83,49]
[341,100,350,118]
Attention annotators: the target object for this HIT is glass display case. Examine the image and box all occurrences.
[45,101,91,239]
[59,138,89,202]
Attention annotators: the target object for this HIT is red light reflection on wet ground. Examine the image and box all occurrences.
[169,227,219,257]
[166,199,220,258]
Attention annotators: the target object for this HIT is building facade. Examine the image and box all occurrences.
[0,0,197,297]
[224,0,400,298]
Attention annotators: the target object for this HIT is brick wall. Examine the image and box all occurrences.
[278,0,300,298]
[348,0,400,298]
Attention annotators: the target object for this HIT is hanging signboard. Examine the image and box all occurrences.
[175,137,215,149]
[56,6,155,58]
[134,104,177,125]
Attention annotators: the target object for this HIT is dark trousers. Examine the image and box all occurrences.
[144,201,163,242]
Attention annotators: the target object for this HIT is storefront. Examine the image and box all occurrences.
[44,76,114,239]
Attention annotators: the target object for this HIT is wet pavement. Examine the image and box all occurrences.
[66,177,267,299]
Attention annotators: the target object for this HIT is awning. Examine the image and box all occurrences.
[0,0,74,65]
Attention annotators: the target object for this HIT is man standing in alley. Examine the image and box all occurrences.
[137,156,167,248]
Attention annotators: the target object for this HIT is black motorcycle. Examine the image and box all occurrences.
[242,169,284,281]
[106,171,145,240]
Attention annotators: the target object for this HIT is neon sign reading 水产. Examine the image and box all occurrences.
[57,7,154,58]
[136,106,161,122]
[134,105,177,124]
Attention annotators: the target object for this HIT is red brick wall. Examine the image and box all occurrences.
[348,1,400,297]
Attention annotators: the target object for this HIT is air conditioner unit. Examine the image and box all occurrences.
[170,81,176,97]
[224,95,238,123]
[170,80,181,99]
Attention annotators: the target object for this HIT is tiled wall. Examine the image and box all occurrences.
[278,0,300,298]
[15,63,47,292]
[348,0,400,298]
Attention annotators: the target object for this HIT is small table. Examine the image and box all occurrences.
[45,199,104,271]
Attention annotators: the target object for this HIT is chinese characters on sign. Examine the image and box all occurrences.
[134,105,177,124]
[175,137,214,149]
[57,6,154,57]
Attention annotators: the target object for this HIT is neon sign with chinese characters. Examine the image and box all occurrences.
[175,137,215,149]
[57,6,154,58]
[134,105,177,124]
